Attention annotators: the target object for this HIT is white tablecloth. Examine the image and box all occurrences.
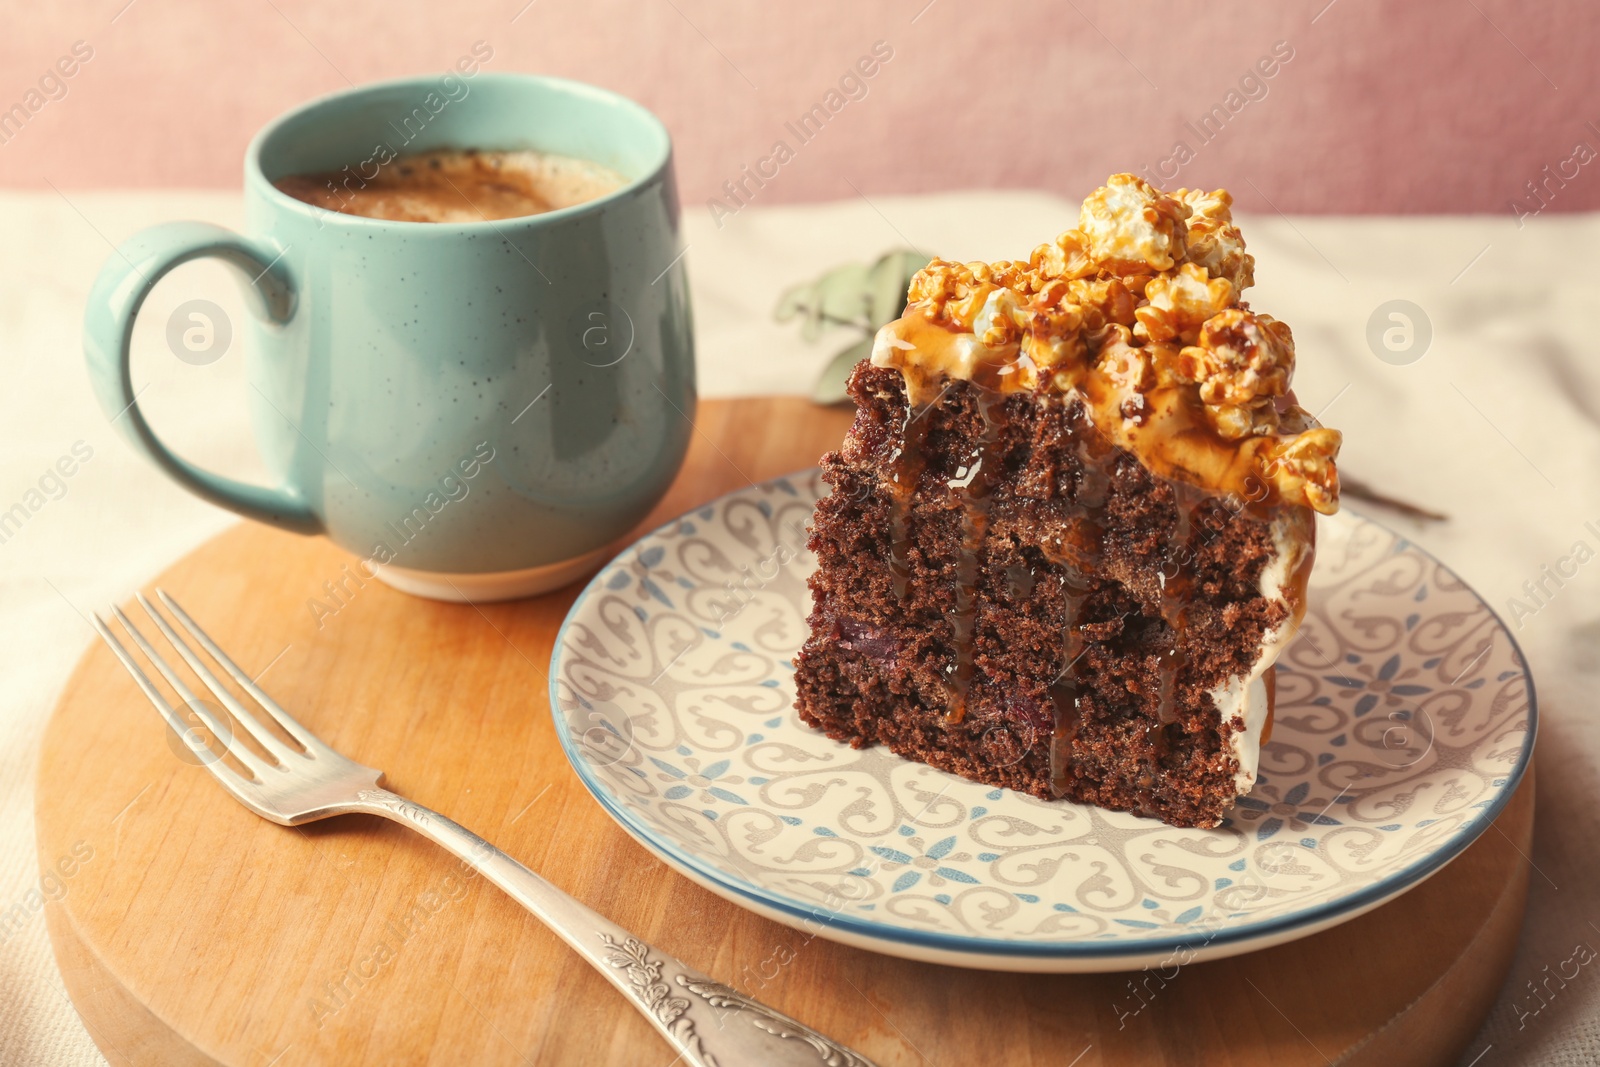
[1,190,1593,1065]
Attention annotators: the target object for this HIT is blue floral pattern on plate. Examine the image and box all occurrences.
[550,470,1536,970]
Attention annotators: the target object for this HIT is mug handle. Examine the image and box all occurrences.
[84,221,322,534]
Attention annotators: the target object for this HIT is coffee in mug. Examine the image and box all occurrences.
[273,148,628,223]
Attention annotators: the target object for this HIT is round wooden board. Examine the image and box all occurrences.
[37,397,1531,1067]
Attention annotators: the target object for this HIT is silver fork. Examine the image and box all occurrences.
[95,589,876,1067]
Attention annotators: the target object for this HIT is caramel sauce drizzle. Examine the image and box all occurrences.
[943,385,1008,724]
[1039,409,1115,796]
[1046,569,1092,796]
[878,316,1313,799]
[887,370,937,601]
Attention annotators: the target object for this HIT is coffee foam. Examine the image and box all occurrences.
[273,149,628,223]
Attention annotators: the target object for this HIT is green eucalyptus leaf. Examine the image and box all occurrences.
[780,248,939,404]
[774,280,829,341]
[773,280,816,323]
[800,307,825,342]
[812,336,875,406]
[815,262,874,327]
[868,248,931,329]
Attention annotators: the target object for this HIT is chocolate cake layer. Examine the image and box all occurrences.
[794,363,1296,828]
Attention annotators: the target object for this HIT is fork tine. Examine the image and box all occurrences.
[110,605,275,780]
[155,588,331,756]
[134,592,303,766]
[92,612,256,792]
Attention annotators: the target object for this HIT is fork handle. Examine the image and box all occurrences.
[353,788,877,1067]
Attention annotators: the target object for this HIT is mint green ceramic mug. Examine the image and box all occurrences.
[84,73,695,600]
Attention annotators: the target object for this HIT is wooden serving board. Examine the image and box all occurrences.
[37,397,1530,1067]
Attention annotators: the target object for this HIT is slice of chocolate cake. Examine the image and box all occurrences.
[794,174,1342,828]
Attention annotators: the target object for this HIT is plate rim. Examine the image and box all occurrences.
[549,468,1539,962]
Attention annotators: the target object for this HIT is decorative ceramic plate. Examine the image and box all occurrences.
[550,470,1536,972]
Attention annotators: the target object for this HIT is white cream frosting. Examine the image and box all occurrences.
[871,318,986,383]
[1217,672,1271,792]
[1214,512,1306,796]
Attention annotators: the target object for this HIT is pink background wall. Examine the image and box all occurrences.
[1,0,1594,217]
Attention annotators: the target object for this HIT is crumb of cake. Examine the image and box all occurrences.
[871,172,1341,515]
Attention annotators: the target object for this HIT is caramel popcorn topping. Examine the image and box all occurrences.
[870,173,1340,514]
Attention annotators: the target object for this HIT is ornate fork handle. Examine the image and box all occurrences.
[355,788,876,1067]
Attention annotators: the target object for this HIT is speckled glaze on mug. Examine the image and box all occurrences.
[84,73,695,600]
